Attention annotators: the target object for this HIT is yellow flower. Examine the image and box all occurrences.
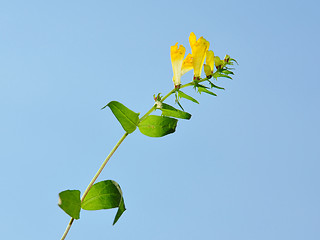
[189,32,210,79]
[204,50,214,77]
[170,43,186,86]
[170,44,193,86]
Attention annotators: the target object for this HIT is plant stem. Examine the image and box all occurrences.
[139,78,210,122]
[161,78,209,102]
[80,132,129,201]
[60,76,210,239]
[60,218,74,240]
[60,132,129,240]
[139,105,156,123]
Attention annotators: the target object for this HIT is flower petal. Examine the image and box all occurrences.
[189,32,210,78]
[170,43,186,86]
[181,53,193,76]
[206,50,214,72]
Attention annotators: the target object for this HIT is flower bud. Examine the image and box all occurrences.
[204,64,212,78]
[214,56,224,69]
[224,54,230,63]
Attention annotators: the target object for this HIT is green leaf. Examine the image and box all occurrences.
[178,90,199,104]
[196,83,209,89]
[138,115,178,137]
[106,101,140,134]
[160,103,191,120]
[221,69,234,75]
[176,100,184,111]
[82,180,126,225]
[198,86,217,96]
[113,197,125,225]
[207,80,225,90]
[58,190,81,219]
[174,91,184,111]
[230,58,239,64]
[82,180,123,210]
[212,72,233,80]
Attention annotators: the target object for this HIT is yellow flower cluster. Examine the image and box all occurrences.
[170,32,229,87]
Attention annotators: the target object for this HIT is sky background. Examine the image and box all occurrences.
[1,0,319,239]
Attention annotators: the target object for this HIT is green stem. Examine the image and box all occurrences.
[60,132,129,240]
[139,105,156,123]
[80,132,129,201]
[60,218,74,240]
[160,89,175,103]
[163,78,209,101]
[60,76,210,239]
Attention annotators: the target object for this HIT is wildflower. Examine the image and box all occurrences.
[204,50,214,77]
[170,43,186,86]
[189,32,210,79]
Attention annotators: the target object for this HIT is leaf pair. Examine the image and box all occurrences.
[104,101,192,138]
[190,81,218,96]
[58,180,125,225]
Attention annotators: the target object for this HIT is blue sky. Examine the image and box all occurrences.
[1,0,319,239]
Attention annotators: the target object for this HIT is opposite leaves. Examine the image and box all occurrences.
[58,180,126,225]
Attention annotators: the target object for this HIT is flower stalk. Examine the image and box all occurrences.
[59,32,237,239]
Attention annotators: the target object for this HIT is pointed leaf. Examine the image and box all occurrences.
[82,180,126,225]
[198,86,217,96]
[196,83,209,89]
[208,80,225,90]
[58,190,81,219]
[160,103,191,120]
[101,104,108,110]
[178,90,199,104]
[174,91,185,111]
[221,69,234,75]
[113,197,126,225]
[138,115,178,137]
[230,58,239,64]
[212,72,233,80]
[176,99,185,111]
[220,74,233,80]
[106,101,140,133]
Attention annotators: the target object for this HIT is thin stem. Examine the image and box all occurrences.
[81,132,129,202]
[60,132,129,240]
[60,76,210,239]
[139,105,156,123]
[160,89,175,103]
[60,218,74,240]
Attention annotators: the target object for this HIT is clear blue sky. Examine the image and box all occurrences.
[1,0,319,239]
